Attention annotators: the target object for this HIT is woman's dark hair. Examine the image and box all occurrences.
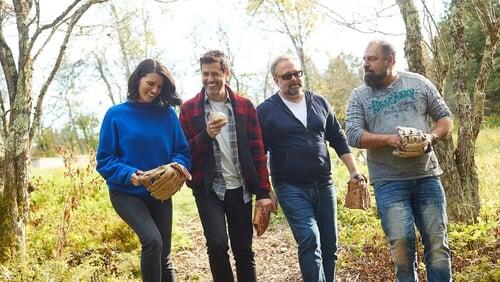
[127,59,182,106]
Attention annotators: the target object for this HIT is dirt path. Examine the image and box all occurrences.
[173,215,361,281]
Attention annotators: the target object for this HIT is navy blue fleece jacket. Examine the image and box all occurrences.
[96,101,191,200]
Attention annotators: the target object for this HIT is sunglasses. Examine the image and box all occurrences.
[279,70,303,81]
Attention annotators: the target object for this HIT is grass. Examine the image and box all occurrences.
[0,127,498,281]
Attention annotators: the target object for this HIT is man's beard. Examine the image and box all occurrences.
[288,85,302,96]
[364,66,388,88]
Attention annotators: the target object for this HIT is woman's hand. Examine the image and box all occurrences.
[131,170,144,186]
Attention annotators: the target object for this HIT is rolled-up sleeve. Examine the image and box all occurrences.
[345,90,366,148]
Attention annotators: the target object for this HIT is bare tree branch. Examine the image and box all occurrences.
[420,0,452,63]
[93,52,117,105]
[0,27,18,103]
[33,19,69,61]
[314,1,404,36]
[27,0,40,28]
[28,0,82,53]
[0,88,8,137]
[110,3,132,80]
[153,0,178,3]
[472,0,499,138]
[30,0,109,141]
[248,0,265,17]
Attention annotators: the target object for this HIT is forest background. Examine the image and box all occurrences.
[0,0,498,281]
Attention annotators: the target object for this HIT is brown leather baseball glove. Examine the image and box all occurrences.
[345,174,371,210]
[253,205,270,236]
[393,126,430,158]
[139,162,191,201]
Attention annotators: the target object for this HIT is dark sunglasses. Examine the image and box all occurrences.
[280,70,303,81]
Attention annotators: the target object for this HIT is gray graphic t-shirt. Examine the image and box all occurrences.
[345,71,452,183]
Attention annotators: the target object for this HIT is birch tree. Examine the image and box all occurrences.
[0,0,109,262]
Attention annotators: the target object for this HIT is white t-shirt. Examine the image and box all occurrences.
[279,94,307,127]
[209,100,243,189]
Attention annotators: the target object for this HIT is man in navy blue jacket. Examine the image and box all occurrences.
[257,55,363,282]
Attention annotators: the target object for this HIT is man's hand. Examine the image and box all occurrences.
[206,117,227,138]
[268,190,278,214]
[386,134,401,149]
[131,170,144,186]
[255,198,273,215]
[426,133,439,145]
[253,198,273,236]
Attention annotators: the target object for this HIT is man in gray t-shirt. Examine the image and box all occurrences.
[345,39,453,281]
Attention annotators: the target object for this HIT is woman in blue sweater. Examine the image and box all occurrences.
[96,59,191,282]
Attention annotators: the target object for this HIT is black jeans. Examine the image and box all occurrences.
[195,188,256,282]
[110,190,175,282]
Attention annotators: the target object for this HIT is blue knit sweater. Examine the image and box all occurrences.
[96,101,191,199]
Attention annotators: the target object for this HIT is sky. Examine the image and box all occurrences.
[151,0,444,98]
[1,0,447,128]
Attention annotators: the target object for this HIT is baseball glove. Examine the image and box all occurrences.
[345,174,371,210]
[253,205,270,236]
[139,162,191,201]
[393,126,430,158]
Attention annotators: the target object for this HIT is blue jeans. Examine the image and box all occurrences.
[374,176,452,282]
[110,191,175,282]
[273,180,337,282]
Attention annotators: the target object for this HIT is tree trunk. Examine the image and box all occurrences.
[396,0,487,223]
[0,0,109,263]
[297,47,310,90]
[396,0,426,75]
[0,137,4,190]
[0,61,33,262]
[446,0,481,222]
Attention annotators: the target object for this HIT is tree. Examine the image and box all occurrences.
[247,0,319,89]
[29,45,104,157]
[311,53,362,122]
[396,0,426,75]
[397,0,499,222]
[0,0,108,262]
[92,1,162,105]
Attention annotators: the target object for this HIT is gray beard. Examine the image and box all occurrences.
[288,85,302,96]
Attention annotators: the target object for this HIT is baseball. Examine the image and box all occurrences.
[210,112,228,124]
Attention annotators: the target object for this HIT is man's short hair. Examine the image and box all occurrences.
[270,55,298,78]
[368,39,396,63]
[199,50,231,73]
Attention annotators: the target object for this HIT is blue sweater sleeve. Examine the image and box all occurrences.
[96,109,137,185]
[168,108,192,170]
[322,97,351,156]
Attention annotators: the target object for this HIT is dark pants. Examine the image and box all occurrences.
[110,190,175,282]
[194,188,256,282]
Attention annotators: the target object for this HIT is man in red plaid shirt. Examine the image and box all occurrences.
[179,50,275,282]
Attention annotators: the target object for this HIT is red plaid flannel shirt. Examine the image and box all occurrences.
[179,86,271,198]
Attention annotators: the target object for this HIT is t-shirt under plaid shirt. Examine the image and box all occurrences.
[204,93,251,203]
